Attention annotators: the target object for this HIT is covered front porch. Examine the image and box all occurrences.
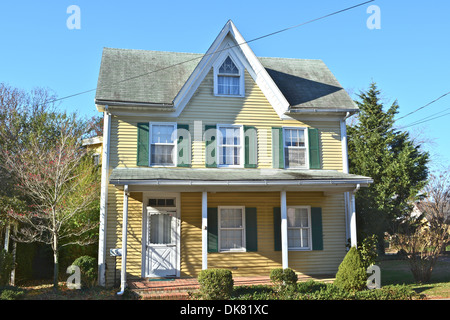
[101,168,372,293]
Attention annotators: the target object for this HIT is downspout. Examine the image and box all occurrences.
[350,183,360,248]
[98,107,111,287]
[340,113,351,244]
[117,184,129,295]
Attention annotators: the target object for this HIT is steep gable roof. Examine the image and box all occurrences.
[95,21,357,116]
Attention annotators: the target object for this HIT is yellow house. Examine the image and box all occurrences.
[94,21,372,290]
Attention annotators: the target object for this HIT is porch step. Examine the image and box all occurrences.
[128,278,200,300]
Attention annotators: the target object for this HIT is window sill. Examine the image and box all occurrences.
[214,93,245,98]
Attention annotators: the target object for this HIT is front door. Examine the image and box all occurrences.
[145,208,178,277]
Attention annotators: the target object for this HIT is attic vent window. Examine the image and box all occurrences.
[214,55,244,97]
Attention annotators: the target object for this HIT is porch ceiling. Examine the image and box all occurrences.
[109,168,372,193]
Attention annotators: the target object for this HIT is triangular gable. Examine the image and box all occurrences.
[172,20,291,119]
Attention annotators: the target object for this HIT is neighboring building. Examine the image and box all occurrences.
[82,136,103,166]
[94,20,372,289]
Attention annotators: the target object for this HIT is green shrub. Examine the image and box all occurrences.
[334,247,367,292]
[299,283,353,300]
[355,285,422,300]
[197,269,234,300]
[0,286,26,300]
[0,250,14,286]
[72,256,97,288]
[270,268,298,291]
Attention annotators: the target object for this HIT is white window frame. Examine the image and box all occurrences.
[216,124,244,168]
[283,127,309,169]
[149,122,177,167]
[287,206,312,251]
[213,52,245,97]
[218,206,246,252]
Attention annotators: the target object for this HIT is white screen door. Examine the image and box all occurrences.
[145,209,177,277]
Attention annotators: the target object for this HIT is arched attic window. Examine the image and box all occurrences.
[214,55,244,96]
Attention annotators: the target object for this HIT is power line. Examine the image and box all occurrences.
[41,0,375,108]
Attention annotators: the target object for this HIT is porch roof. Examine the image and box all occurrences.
[109,168,372,188]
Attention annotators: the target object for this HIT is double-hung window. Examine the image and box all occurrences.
[219,206,245,252]
[214,55,245,97]
[217,124,243,167]
[287,206,311,250]
[283,127,308,169]
[150,123,176,166]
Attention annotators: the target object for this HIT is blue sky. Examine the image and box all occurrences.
[1,0,449,173]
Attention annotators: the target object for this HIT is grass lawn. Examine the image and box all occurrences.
[377,255,450,299]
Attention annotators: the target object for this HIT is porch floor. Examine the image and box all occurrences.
[128,274,335,300]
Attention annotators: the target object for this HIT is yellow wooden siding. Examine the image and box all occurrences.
[105,187,143,285]
[108,69,343,170]
[180,191,347,278]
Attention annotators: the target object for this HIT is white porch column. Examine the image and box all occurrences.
[118,185,129,295]
[350,192,358,248]
[281,190,288,269]
[98,109,111,286]
[202,191,208,270]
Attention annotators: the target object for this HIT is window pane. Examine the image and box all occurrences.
[301,229,309,248]
[149,214,172,244]
[285,148,306,168]
[219,57,239,74]
[152,125,175,143]
[151,145,174,165]
[288,229,301,248]
[288,208,309,227]
[218,76,239,95]
[221,208,243,228]
[220,230,243,250]
[284,129,305,147]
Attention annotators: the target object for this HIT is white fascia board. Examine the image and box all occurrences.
[228,21,290,119]
[172,20,291,119]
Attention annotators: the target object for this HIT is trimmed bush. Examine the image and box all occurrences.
[270,268,298,290]
[334,247,367,292]
[72,256,97,288]
[197,268,234,300]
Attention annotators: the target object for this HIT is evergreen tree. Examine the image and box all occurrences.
[347,83,429,252]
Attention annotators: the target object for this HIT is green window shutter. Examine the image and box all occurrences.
[137,122,149,166]
[205,125,217,168]
[308,128,320,169]
[244,126,258,168]
[272,127,284,169]
[207,207,218,253]
[177,124,191,167]
[245,207,258,252]
[311,207,323,250]
[273,207,281,251]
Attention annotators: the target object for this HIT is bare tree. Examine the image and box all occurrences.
[390,169,450,283]
[2,111,100,289]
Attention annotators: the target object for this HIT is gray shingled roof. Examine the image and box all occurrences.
[95,47,357,110]
[109,168,372,185]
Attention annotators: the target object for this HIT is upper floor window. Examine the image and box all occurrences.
[150,123,177,166]
[283,127,308,169]
[214,55,245,97]
[217,124,244,167]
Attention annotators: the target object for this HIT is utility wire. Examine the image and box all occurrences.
[41,0,375,107]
